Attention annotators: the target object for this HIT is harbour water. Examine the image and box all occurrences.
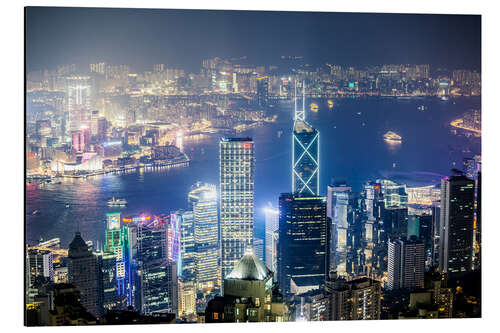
[26,96,481,247]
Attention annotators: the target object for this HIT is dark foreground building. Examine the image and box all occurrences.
[205,251,291,323]
[277,193,330,296]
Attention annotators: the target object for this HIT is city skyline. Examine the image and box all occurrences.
[24,6,481,326]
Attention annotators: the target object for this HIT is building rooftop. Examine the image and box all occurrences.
[226,250,271,281]
[220,137,253,142]
[293,120,315,134]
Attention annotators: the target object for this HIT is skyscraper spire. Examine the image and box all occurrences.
[292,80,319,196]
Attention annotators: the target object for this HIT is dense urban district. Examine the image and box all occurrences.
[26,56,481,325]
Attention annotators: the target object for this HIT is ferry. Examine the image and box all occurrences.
[310,103,319,112]
[108,197,128,207]
[384,131,402,143]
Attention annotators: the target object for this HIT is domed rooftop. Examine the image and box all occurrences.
[226,249,271,281]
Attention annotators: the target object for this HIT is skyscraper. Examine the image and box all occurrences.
[66,76,92,133]
[179,210,196,283]
[131,216,178,315]
[253,237,264,262]
[431,201,441,267]
[264,206,279,271]
[292,82,320,196]
[26,249,54,288]
[388,238,425,290]
[219,138,255,280]
[188,183,219,294]
[327,184,352,275]
[139,259,178,315]
[256,75,269,108]
[438,175,475,275]
[104,213,133,306]
[68,232,102,318]
[277,193,330,296]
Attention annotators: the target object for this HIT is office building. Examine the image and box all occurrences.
[431,201,441,267]
[277,193,330,296]
[188,183,219,294]
[26,249,54,289]
[264,206,279,270]
[68,232,102,318]
[292,83,320,196]
[219,138,255,280]
[256,75,269,108]
[327,184,352,275]
[438,175,475,275]
[388,238,425,290]
[97,250,126,312]
[104,213,133,306]
[179,210,196,283]
[379,179,408,208]
[253,237,264,262]
[139,259,178,315]
[383,206,409,241]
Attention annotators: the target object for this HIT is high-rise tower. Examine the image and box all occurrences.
[292,81,319,196]
[219,138,255,281]
[438,175,475,276]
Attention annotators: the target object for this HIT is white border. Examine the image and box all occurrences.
[2,1,498,332]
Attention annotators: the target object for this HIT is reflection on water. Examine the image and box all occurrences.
[26,97,481,248]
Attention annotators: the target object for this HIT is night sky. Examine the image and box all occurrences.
[26,7,481,73]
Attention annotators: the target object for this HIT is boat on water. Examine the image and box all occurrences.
[327,100,334,109]
[65,203,70,208]
[310,103,319,112]
[32,210,40,215]
[384,131,402,143]
[108,197,128,207]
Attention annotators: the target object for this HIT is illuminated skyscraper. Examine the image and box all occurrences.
[327,184,352,275]
[188,183,219,294]
[253,237,264,262]
[277,193,330,296]
[131,215,178,314]
[219,138,255,281]
[438,175,475,276]
[66,76,92,132]
[256,75,269,108]
[140,259,178,315]
[264,206,279,271]
[104,213,133,306]
[292,82,319,196]
[179,210,196,282]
